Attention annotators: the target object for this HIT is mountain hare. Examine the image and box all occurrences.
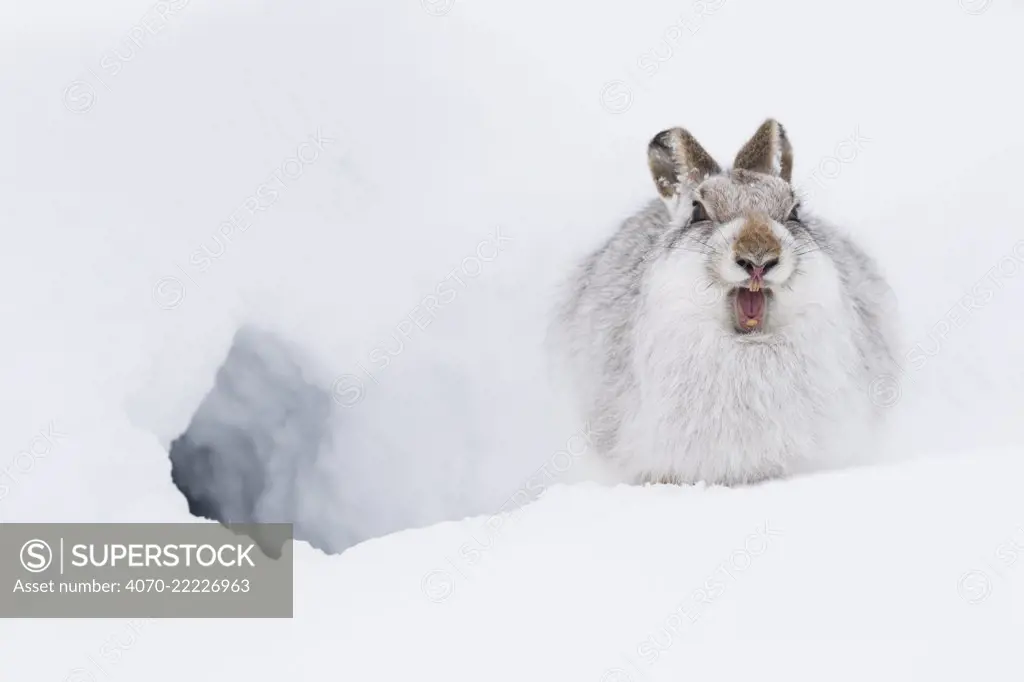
[555,120,897,486]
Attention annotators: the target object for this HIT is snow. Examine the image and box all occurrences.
[2,0,1023,677]
[7,452,1024,680]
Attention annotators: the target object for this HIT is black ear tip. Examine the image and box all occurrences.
[766,119,790,142]
[648,129,677,153]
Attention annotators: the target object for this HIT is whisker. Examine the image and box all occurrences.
[709,224,732,251]
[783,231,823,258]
[666,245,714,256]
[676,237,715,250]
[667,236,716,255]
[681,247,715,257]
[681,232,720,251]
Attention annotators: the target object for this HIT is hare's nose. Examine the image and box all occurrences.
[735,257,779,275]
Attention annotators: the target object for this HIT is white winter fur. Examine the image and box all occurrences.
[626,222,867,484]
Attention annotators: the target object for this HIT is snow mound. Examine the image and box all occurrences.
[8,449,1024,681]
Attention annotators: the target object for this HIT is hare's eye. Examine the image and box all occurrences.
[787,204,801,222]
[691,201,710,223]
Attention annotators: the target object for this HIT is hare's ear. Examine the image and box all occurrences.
[733,119,793,182]
[648,127,721,217]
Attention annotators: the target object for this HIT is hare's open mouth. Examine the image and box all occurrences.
[731,287,771,333]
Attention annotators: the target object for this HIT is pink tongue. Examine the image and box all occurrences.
[737,288,765,319]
